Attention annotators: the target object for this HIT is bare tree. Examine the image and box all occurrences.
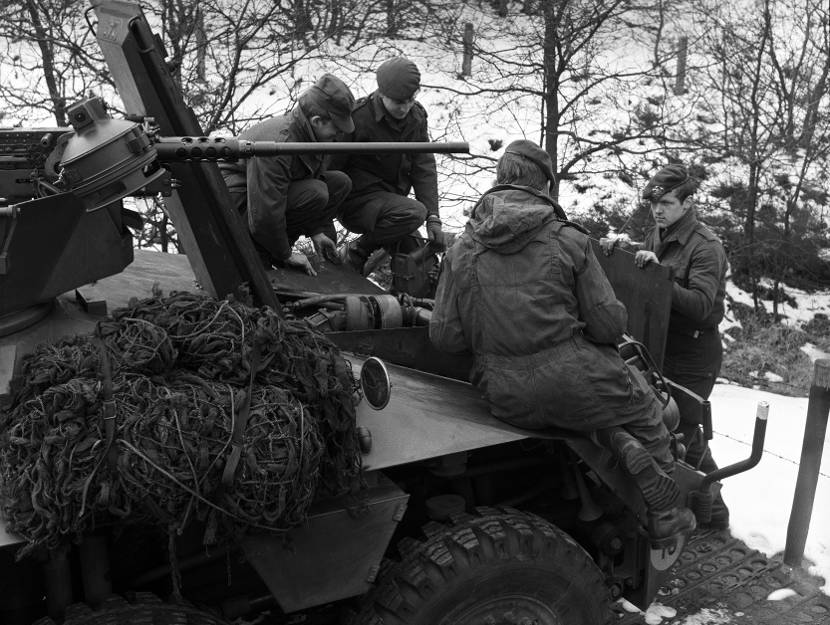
[0,0,107,125]
[693,0,830,315]
[432,0,701,206]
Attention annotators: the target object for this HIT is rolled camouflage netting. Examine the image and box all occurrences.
[0,290,361,559]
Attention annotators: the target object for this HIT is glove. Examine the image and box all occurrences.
[311,232,340,265]
[425,215,446,252]
[285,251,317,276]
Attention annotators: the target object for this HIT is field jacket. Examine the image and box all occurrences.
[644,211,727,336]
[337,92,439,217]
[430,185,657,430]
[219,108,329,262]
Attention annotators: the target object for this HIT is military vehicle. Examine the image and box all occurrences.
[0,2,769,624]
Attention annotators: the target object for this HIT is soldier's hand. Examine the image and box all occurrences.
[285,252,317,276]
[599,237,618,256]
[311,233,340,264]
[426,217,446,252]
[634,250,659,268]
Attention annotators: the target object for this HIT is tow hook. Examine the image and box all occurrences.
[691,402,769,523]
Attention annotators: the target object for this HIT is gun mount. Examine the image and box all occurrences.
[0,96,468,322]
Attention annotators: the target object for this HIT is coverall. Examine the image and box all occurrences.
[429,185,674,474]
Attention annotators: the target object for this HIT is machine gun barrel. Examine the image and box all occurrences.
[154,137,470,161]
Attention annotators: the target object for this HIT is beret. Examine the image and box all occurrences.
[376,57,421,100]
[504,139,555,183]
[643,164,695,201]
[304,74,355,133]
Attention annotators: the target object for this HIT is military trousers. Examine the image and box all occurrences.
[337,188,427,253]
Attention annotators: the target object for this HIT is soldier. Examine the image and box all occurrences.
[336,56,445,274]
[602,164,729,529]
[430,140,696,545]
[220,74,354,276]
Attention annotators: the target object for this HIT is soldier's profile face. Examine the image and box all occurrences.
[650,190,688,229]
[311,116,340,142]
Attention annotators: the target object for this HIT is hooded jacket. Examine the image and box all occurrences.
[430,185,660,430]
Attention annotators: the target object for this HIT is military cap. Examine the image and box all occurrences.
[305,74,355,133]
[504,139,555,183]
[643,164,695,201]
[376,56,421,100]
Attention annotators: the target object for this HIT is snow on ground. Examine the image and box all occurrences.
[624,380,830,624]
[708,382,830,594]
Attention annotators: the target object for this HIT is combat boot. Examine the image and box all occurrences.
[610,431,680,512]
[687,446,730,530]
[648,506,697,547]
[702,493,730,530]
[339,240,371,275]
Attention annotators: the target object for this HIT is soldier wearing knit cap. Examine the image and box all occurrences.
[335,56,444,275]
[602,162,729,529]
[220,74,355,276]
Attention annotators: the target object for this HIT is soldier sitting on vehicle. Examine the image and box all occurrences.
[220,74,355,277]
[429,139,696,545]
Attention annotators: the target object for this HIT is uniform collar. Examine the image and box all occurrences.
[290,106,316,141]
[660,209,698,245]
[369,90,407,127]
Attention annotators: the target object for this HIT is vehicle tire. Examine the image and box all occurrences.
[32,592,229,625]
[352,506,613,625]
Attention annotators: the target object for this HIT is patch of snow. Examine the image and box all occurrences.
[618,597,641,613]
[801,342,830,362]
[766,587,798,601]
[763,371,784,383]
[644,602,677,624]
[709,384,829,594]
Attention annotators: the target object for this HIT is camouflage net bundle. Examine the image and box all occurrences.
[0,291,361,558]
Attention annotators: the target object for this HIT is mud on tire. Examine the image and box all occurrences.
[352,506,613,625]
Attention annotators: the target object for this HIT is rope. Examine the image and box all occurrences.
[0,290,361,559]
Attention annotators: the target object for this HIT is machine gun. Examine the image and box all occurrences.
[0,96,468,320]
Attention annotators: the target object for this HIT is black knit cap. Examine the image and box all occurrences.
[376,56,421,100]
[304,74,355,133]
[643,164,694,201]
[504,139,555,183]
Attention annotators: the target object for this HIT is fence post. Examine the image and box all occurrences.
[784,358,830,567]
[674,36,688,95]
[462,23,474,77]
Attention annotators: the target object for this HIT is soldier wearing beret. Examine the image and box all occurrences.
[430,141,696,545]
[602,163,729,528]
[220,74,354,276]
[335,56,444,274]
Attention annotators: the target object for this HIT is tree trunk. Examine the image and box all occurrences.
[541,2,560,199]
[25,0,66,125]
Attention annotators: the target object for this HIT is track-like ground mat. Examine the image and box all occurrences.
[619,529,830,624]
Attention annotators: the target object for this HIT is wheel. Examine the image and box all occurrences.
[33,592,229,625]
[352,506,613,625]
